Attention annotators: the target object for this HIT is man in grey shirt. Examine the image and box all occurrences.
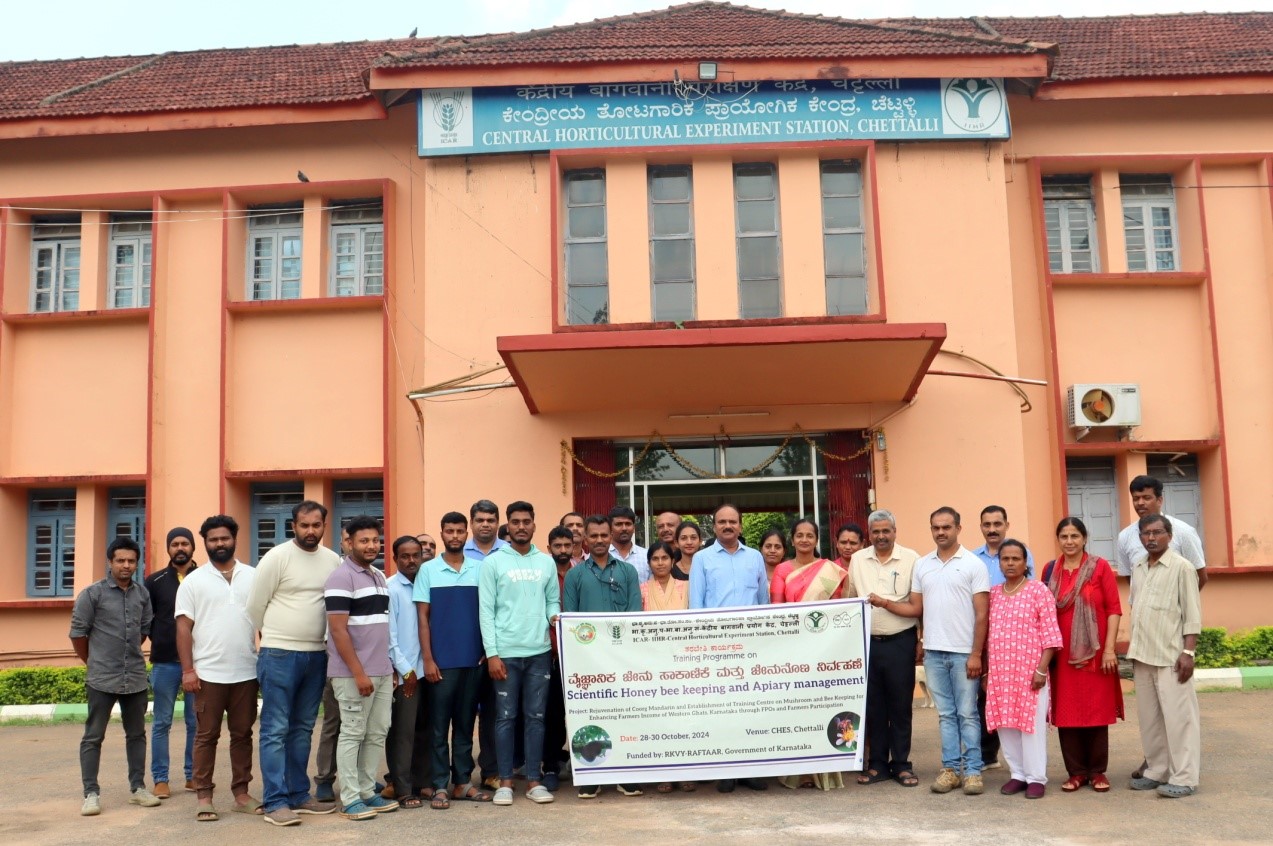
[69,536,161,816]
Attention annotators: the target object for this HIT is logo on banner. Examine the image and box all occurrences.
[423,88,473,149]
[571,724,613,765]
[572,622,597,644]
[827,711,861,753]
[803,610,830,633]
[607,620,627,644]
[942,78,1005,134]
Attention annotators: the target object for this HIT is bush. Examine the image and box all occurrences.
[0,666,87,705]
[1193,628,1232,669]
[1230,627,1273,665]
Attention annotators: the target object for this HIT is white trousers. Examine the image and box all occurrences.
[998,682,1050,785]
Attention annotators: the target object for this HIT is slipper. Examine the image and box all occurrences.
[231,795,263,815]
[678,782,697,792]
[1091,774,1111,792]
[196,806,219,822]
[453,786,493,802]
[430,790,450,810]
[656,782,674,793]
[857,769,889,785]
[894,771,919,788]
[400,795,425,809]
[418,788,434,800]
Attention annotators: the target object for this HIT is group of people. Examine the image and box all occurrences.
[68,473,1205,823]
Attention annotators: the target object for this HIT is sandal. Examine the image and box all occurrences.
[196,806,219,822]
[894,771,919,787]
[1091,774,1111,792]
[857,769,889,785]
[230,794,263,815]
[678,782,697,792]
[656,782,674,793]
[400,795,425,809]
[1062,775,1089,792]
[430,790,450,810]
[454,786,493,802]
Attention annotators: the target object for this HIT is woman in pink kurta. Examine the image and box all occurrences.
[986,539,1063,798]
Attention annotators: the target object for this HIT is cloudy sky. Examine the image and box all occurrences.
[2,0,1269,61]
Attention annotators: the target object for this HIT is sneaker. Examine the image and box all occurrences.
[1130,776,1164,791]
[314,781,336,803]
[962,775,984,795]
[380,783,397,799]
[81,793,101,816]
[184,780,196,792]
[341,801,378,821]
[527,785,554,804]
[492,787,514,806]
[364,795,398,813]
[130,787,162,807]
[293,798,338,815]
[616,784,643,796]
[716,779,736,793]
[482,776,501,791]
[577,784,600,799]
[1025,783,1046,799]
[1000,779,1028,795]
[263,807,302,826]
[153,782,171,800]
[931,768,961,794]
[542,771,560,792]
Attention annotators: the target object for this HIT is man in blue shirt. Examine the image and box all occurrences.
[385,536,430,807]
[466,499,511,790]
[688,504,769,793]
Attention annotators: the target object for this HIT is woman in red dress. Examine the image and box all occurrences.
[1045,517,1124,793]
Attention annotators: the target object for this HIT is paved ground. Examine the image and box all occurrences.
[3,689,1271,846]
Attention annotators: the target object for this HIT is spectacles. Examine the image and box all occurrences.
[1139,529,1169,538]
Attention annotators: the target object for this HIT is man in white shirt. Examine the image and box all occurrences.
[176,515,260,820]
[1114,475,1207,588]
[872,506,989,796]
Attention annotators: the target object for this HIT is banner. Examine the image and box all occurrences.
[419,78,1010,156]
[557,599,871,784]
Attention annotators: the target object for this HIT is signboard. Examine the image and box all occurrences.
[557,599,871,785]
[419,78,1009,156]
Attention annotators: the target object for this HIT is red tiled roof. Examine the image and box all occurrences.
[888,13,1273,81]
[377,2,1048,69]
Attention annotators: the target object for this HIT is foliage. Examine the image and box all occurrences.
[741,512,790,549]
[1193,628,1232,669]
[0,666,87,705]
[1193,627,1273,670]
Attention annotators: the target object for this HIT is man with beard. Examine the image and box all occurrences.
[479,501,560,806]
[247,500,342,826]
[608,505,649,583]
[384,536,430,807]
[176,515,261,820]
[466,500,509,789]
[542,526,577,791]
[416,512,491,806]
[559,512,586,566]
[144,527,199,798]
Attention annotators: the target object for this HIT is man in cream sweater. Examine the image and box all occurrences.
[246,500,342,826]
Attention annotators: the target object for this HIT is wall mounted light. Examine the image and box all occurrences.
[698,61,718,81]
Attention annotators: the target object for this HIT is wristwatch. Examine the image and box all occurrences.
[1182,649,1195,657]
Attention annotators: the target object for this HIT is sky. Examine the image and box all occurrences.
[2,0,1270,61]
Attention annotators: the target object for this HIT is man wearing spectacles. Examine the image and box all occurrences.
[1127,514,1202,799]
[563,515,643,799]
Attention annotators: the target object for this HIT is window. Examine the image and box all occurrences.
[1043,175,1099,274]
[648,166,695,322]
[28,491,76,597]
[1065,458,1119,562]
[1121,174,1178,272]
[107,488,146,570]
[734,163,781,318]
[820,160,867,315]
[108,214,153,308]
[30,220,81,313]
[329,202,384,296]
[1147,454,1204,543]
[250,484,304,564]
[332,480,384,569]
[564,170,608,325]
[247,207,303,300]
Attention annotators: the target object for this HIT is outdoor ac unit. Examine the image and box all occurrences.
[1066,384,1141,428]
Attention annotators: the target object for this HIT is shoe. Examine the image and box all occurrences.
[1000,779,1028,795]
[962,774,984,795]
[492,787,514,806]
[130,787,162,807]
[527,785,554,804]
[1061,775,1089,792]
[616,784,644,796]
[153,782,171,800]
[1156,783,1195,798]
[340,801,378,821]
[739,778,768,791]
[716,779,736,793]
[983,759,1003,771]
[365,795,398,813]
[542,771,560,791]
[1130,776,1163,791]
[81,793,101,816]
[263,807,302,826]
[577,784,600,799]
[1025,783,1045,799]
[293,798,338,814]
[185,780,196,792]
[314,781,336,803]
[380,783,396,799]
[1092,774,1111,792]
[931,768,961,794]
[482,776,501,791]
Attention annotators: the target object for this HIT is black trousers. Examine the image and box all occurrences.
[978,679,1001,766]
[865,627,917,776]
[542,648,568,773]
[81,685,148,795]
[385,681,432,795]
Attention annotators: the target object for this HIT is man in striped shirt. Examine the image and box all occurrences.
[325,515,398,821]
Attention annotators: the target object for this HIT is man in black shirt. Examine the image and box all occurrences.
[144,527,198,798]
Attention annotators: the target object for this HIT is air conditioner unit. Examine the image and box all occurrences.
[1066,384,1141,428]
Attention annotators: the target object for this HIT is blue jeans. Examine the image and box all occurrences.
[924,650,982,775]
[493,651,551,782]
[257,648,327,812]
[150,662,195,783]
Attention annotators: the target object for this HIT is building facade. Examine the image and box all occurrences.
[1,4,1271,662]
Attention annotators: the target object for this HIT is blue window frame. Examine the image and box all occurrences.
[250,484,304,565]
[332,480,384,569]
[28,491,76,597]
[107,487,146,571]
